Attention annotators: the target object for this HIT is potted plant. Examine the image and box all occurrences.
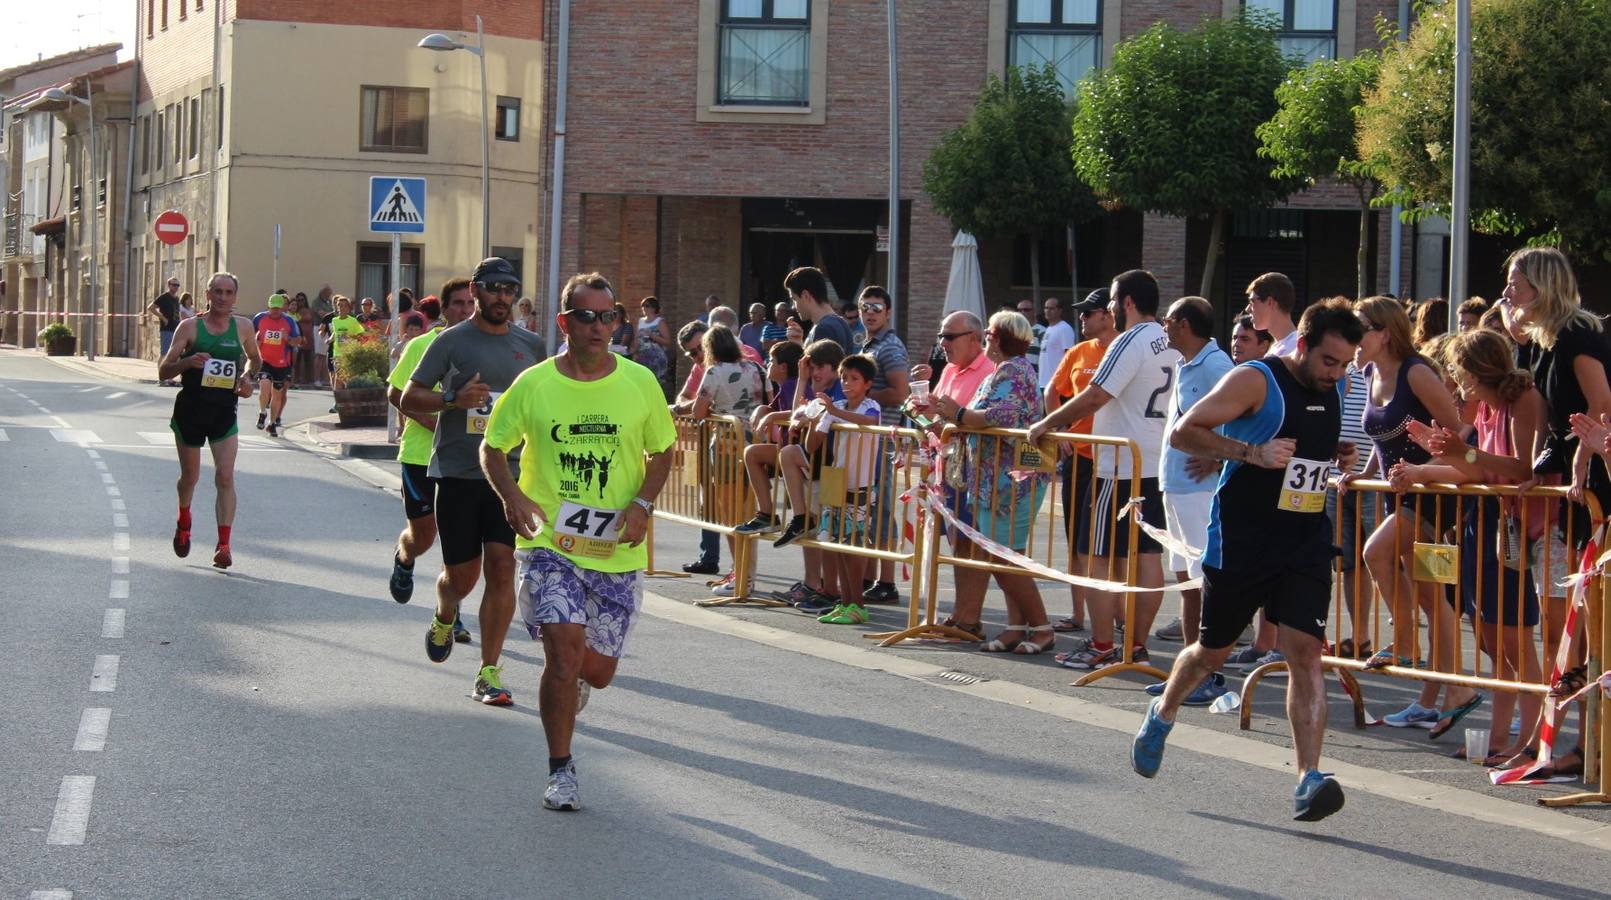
[39,322,77,357]
[332,335,390,427]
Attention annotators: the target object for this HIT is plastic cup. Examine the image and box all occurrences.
[1465,727,1490,765]
[910,380,929,405]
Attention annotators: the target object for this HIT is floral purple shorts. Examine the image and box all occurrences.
[517,548,642,659]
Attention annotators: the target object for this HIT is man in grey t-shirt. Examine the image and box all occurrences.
[402,256,545,706]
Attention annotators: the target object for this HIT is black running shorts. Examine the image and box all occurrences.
[434,476,515,566]
[401,463,437,521]
[1078,476,1165,558]
[1199,561,1331,650]
[259,363,293,388]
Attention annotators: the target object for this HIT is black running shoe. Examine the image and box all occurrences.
[425,617,455,663]
[389,552,414,603]
[266,422,280,438]
[453,615,472,644]
[734,512,783,535]
[774,515,808,548]
[256,411,267,430]
[863,581,901,604]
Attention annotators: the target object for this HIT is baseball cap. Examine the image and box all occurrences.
[1072,288,1109,314]
[471,257,520,286]
[267,292,288,308]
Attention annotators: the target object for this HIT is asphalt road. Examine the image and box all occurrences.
[5,350,1611,900]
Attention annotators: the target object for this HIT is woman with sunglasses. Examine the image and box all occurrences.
[1343,296,1481,736]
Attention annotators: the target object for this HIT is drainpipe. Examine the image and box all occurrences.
[209,0,222,270]
[1388,0,1408,297]
[122,50,141,357]
[543,0,572,356]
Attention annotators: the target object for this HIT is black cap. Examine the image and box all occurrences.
[1072,288,1109,313]
[472,257,520,286]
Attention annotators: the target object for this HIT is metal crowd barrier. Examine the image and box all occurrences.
[1235,477,1605,797]
[646,413,758,594]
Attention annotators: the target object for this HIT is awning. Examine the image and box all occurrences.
[30,217,64,236]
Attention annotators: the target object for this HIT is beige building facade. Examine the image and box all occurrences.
[130,1,545,358]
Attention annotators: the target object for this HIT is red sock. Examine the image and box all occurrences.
[1091,640,1114,651]
[177,506,192,531]
[217,525,231,546]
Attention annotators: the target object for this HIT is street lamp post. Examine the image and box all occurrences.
[419,17,491,260]
[44,84,97,362]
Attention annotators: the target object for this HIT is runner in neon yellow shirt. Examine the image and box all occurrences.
[482,272,675,812]
[385,278,476,612]
[327,296,367,387]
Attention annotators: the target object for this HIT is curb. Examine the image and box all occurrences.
[41,354,159,385]
[298,413,396,460]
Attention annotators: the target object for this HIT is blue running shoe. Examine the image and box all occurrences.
[1383,702,1438,729]
[1182,673,1228,707]
[1131,698,1174,779]
[1145,680,1167,696]
[1294,770,1345,822]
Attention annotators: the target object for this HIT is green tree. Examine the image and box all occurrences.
[1358,0,1611,261]
[1071,14,1297,297]
[922,64,1099,302]
[1258,51,1382,298]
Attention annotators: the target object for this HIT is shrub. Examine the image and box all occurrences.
[335,336,390,384]
[38,322,75,343]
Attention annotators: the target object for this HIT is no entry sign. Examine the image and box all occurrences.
[154,210,189,246]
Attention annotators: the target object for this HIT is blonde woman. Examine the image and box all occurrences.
[1511,247,1611,780]
[1408,329,1549,765]
[1341,296,1481,736]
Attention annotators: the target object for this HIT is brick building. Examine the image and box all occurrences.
[541,0,1414,377]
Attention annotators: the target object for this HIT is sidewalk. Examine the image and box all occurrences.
[305,414,397,459]
[24,348,160,384]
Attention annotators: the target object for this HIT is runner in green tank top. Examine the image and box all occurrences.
[157,272,262,569]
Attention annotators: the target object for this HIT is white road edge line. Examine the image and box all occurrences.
[102,609,125,638]
[639,590,1611,853]
[46,776,95,845]
[73,708,111,752]
[89,655,119,692]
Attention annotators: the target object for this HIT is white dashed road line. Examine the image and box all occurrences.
[89,655,119,692]
[109,580,129,600]
[46,777,96,845]
[112,532,129,551]
[112,556,129,574]
[73,709,111,752]
[102,609,125,638]
[32,890,74,899]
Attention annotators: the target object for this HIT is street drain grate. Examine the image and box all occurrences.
[928,670,988,686]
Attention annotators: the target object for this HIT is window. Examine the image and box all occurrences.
[1246,0,1337,64]
[188,97,200,159]
[155,111,165,169]
[495,96,520,141]
[216,85,225,149]
[357,243,422,301]
[161,0,169,30]
[360,86,428,153]
[147,1,155,38]
[718,0,810,106]
[1009,0,1101,95]
[171,102,182,162]
[140,116,150,174]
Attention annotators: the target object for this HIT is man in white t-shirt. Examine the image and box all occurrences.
[1029,269,1181,670]
[1246,271,1299,356]
[1037,296,1077,393]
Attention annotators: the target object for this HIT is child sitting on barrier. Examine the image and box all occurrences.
[805,354,883,625]
[735,340,846,611]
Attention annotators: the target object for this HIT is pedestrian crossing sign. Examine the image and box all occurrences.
[369,176,427,233]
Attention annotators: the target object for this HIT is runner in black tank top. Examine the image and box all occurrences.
[1128,298,1363,824]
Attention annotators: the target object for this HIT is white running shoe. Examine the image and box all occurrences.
[544,761,581,811]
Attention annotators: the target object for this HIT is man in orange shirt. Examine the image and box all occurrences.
[1045,289,1115,632]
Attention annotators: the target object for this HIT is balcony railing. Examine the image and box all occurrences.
[3,211,37,260]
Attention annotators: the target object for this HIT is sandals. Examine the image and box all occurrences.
[1428,693,1485,740]
[1551,664,1588,699]
[1013,625,1057,655]
[1539,747,1586,779]
[981,625,1026,653]
[940,616,985,641]
[1336,638,1373,659]
[1052,617,1085,633]
[1362,646,1397,671]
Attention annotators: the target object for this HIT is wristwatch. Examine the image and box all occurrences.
[1464,448,1478,465]
[631,497,655,515]
[441,387,457,409]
